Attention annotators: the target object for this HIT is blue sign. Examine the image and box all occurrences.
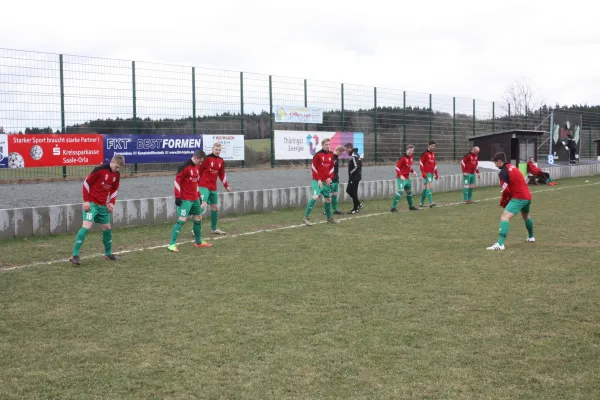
[103,134,203,164]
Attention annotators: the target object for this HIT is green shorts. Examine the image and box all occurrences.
[83,203,110,225]
[311,180,331,198]
[463,173,476,185]
[199,187,219,205]
[505,199,531,215]
[396,178,412,191]
[177,199,203,218]
[331,181,339,194]
[424,173,434,184]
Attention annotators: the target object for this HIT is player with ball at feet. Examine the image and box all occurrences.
[69,155,125,266]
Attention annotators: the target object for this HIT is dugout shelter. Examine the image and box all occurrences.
[468,130,545,168]
[594,139,600,160]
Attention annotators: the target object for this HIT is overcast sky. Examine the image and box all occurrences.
[1,0,599,131]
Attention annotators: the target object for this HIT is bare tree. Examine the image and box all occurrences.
[501,77,546,129]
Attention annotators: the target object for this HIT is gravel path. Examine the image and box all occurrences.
[1,163,493,209]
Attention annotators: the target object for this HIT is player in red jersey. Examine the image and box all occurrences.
[69,155,125,266]
[487,152,535,251]
[391,144,419,212]
[197,143,232,235]
[461,146,480,203]
[303,138,339,225]
[168,150,211,253]
[419,140,439,207]
[527,157,556,186]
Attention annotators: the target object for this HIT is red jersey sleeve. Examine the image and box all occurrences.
[461,155,469,173]
[109,174,120,205]
[419,153,426,177]
[82,170,99,203]
[174,168,185,198]
[311,154,320,180]
[219,162,230,190]
[395,159,402,178]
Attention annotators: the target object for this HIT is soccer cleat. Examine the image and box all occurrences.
[467,200,474,204]
[303,216,314,226]
[391,208,398,212]
[105,254,120,261]
[429,203,437,208]
[526,237,536,243]
[333,210,344,215]
[409,207,419,211]
[69,255,81,266]
[194,241,213,248]
[348,209,359,214]
[167,244,180,253]
[327,218,339,224]
[463,201,469,204]
[486,243,505,251]
[358,204,364,210]
[419,203,425,207]
[212,229,226,235]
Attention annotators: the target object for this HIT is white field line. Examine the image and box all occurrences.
[2,181,598,273]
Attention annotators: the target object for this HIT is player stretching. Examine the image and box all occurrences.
[198,143,232,235]
[303,138,338,225]
[69,155,125,266]
[419,140,438,207]
[168,150,211,253]
[527,157,556,186]
[391,144,419,212]
[487,152,535,251]
[461,146,480,204]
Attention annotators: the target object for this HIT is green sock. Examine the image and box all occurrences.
[102,229,113,256]
[193,220,202,244]
[407,192,414,208]
[468,188,473,201]
[427,189,433,204]
[211,210,218,231]
[324,202,332,219]
[498,220,510,246]
[392,192,402,208]
[525,218,534,238]
[547,177,553,183]
[170,220,185,245]
[420,190,427,205]
[72,227,89,256]
[332,195,338,211]
[305,198,316,217]
[463,188,468,201]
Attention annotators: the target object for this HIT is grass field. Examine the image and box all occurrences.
[245,138,270,153]
[1,178,600,399]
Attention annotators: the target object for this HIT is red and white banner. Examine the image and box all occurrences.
[6,134,104,168]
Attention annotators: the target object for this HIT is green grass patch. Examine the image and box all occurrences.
[245,138,270,153]
[1,178,600,399]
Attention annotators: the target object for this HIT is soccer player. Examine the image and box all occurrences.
[198,143,232,235]
[326,145,345,215]
[527,157,556,186]
[69,155,125,266]
[303,138,338,225]
[168,150,211,253]
[344,143,363,214]
[391,144,419,212]
[461,146,481,203]
[419,140,439,207]
[487,152,535,251]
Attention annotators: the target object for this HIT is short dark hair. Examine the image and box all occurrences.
[492,152,506,163]
[344,142,353,148]
[406,144,415,150]
[193,150,206,159]
[428,140,436,146]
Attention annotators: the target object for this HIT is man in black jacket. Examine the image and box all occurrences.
[344,143,363,214]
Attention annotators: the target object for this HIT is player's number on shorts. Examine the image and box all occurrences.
[181,209,187,216]
[85,212,92,220]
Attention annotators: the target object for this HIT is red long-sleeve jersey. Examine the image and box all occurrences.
[311,149,335,181]
[174,159,200,201]
[82,164,120,206]
[498,163,532,206]
[527,161,542,176]
[419,150,438,178]
[198,154,230,191]
[395,154,415,179]
[461,152,480,174]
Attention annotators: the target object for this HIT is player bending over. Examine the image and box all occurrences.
[69,155,125,266]
[487,152,535,251]
[461,146,481,203]
[391,144,419,212]
[419,140,438,207]
[527,157,556,186]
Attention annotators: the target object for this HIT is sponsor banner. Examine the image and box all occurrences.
[274,106,323,124]
[103,134,203,164]
[274,131,364,160]
[0,134,8,168]
[6,134,103,168]
[203,135,245,161]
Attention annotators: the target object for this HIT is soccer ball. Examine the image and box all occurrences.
[30,145,43,160]
[8,152,25,168]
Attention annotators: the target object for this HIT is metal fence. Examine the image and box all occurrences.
[1,47,600,180]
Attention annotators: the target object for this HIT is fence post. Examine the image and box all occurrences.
[192,67,197,135]
[132,61,138,173]
[403,91,407,152]
[590,128,593,159]
[240,71,245,168]
[472,99,476,136]
[341,83,344,131]
[453,97,456,161]
[374,87,378,162]
[59,54,67,178]
[269,75,274,168]
[492,102,495,131]
[305,79,309,167]
[429,93,432,141]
